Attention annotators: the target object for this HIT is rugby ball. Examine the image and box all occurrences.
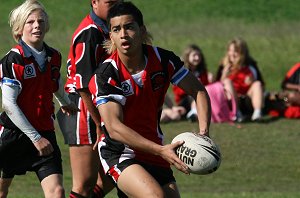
[171,132,221,175]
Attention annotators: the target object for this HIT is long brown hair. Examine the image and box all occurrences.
[182,44,207,73]
[222,37,255,71]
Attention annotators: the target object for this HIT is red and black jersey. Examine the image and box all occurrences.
[65,10,109,93]
[89,45,189,167]
[281,62,300,88]
[227,66,256,95]
[0,40,61,131]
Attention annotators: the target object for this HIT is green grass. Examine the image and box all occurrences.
[7,119,300,198]
[1,0,300,197]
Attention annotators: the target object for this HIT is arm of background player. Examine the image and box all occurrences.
[77,88,102,149]
[2,83,54,156]
[54,78,80,115]
[177,72,211,136]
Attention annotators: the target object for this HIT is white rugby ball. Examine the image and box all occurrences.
[171,132,221,175]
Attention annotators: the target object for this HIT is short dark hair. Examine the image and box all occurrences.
[107,1,144,29]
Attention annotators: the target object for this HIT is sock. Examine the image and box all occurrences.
[251,109,262,120]
[186,108,197,119]
[92,184,105,198]
[69,191,87,198]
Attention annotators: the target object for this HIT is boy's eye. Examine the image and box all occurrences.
[126,25,134,30]
[26,20,34,24]
[112,27,120,33]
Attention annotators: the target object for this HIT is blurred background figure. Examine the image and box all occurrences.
[266,62,300,118]
[172,44,213,121]
[160,94,186,123]
[216,37,265,121]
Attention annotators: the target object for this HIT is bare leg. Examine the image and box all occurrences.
[222,78,244,121]
[0,178,13,198]
[41,174,65,198]
[247,81,264,120]
[117,164,164,198]
[96,165,114,195]
[69,145,99,197]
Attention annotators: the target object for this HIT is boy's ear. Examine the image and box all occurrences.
[140,25,147,35]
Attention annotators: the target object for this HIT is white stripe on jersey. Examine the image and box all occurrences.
[96,94,126,107]
[98,140,110,173]
[72,24,98,44]
[86,111,92,144]
[75,73,83,92]
[0,125,4,138]
[10,48,21,55]
[76,97,82,145]
[75,43,85,66]
[103,59,118,71]
[171,67,189,85]
[119,145,135,164]
[153,46,161,62]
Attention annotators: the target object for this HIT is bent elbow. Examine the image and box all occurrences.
[104,122,122,141]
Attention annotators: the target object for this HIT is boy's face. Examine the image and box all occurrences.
[21,9,46,50]
[109,14,144,56]
[92,0,120,20]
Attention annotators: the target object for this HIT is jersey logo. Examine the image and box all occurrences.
[151,71,166,91]
[121,79,134,96]
[24,64,36,79]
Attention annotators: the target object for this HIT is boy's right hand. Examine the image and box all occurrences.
[160,141,190,174]
[33,137,54,156]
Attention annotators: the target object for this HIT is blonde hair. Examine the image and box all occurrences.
[9,0,49,43]
[222,37,250,70]
[103,30,153,54]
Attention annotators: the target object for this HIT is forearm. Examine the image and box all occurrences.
[99,102,162,155]
[109,121,163,155]
[284,83,300,92]
[2,84,41,142]
[78,89,101,125]
[54,78,71,106]
[177,72,211,135]
[195,91,211,135]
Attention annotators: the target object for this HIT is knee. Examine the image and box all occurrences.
[135,187,164,198]
[47,185,65,198]
[252,81,263,90]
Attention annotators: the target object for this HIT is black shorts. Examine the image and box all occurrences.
[106,159,176,187]
[0,128,62,182]
[57,93,97,145]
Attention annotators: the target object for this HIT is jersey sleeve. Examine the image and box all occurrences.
[89,60,126,107]
[73,27,106,90]
[0,50,23,88]
[164,50,189,85]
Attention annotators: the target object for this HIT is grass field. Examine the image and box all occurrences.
[1,0,300,197]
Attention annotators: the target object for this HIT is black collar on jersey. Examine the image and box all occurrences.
[19,39,53,58]
[19,39,54,72]
[90,9,109,34]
